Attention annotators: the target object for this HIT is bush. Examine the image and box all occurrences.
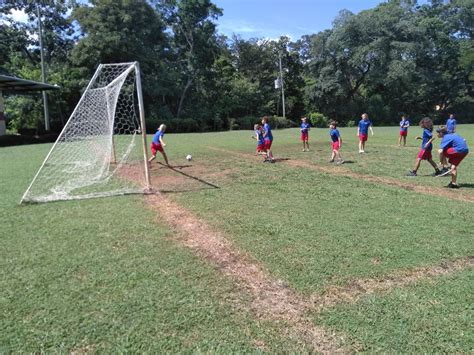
[271,116,297,129]
[229,116,258,131]
[309,112,329,128]
[346,120,356,127]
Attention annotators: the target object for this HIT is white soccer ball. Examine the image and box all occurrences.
[186,154,192,161]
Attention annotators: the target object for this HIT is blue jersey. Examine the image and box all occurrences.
[358,120,372,135]
[440,133,469,153]
[255,129,264,145]
[264,123,273,140]
[446,118,457,134]
[330,128,340,142]
[152,130,164,144]
[421,128,433,150]
[400,119,409,132]
[300,122,310,133]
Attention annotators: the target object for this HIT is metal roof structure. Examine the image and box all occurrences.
[0,74,59,93]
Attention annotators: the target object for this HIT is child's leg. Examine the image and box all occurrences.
[305,139,309,151]
[412,158,421,173]
[403,136,407,146]
[160,151,170,166]
[451,165,458,184]
[439,149,449,168]
[330,150,336,162]
[336,150,343,161]
[359,140,363,152]
[302,140,306,151]
[398,135,402,146]
[148,154,156,163]
[427,158,440,172]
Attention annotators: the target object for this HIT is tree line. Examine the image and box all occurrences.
[0,0,472,134]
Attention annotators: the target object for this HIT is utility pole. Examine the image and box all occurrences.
[37,4,50,131]
[278,52,286,118]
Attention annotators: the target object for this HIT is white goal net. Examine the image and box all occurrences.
[21,62,151,203]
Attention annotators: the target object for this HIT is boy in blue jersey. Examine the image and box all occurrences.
[148,124,170,166]
[398,115,410,147]
[406,118,441,177]
[252,123,265,156]
[446,114,457,134]
[436,125,469,188]
[329,121,344,164]
[357,113,374,153]
[300,117,311,152]
[261,116,274,162]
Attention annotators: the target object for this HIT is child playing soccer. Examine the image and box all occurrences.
[261,116,274,162]
[446,114,457,134]
[357,113,374,153]
[398,114,410,147]
[436,125,469,188]
[406,118,441,177]
[329,121,344,164]
[252,123,265,156]
[300,116,310,152]
[148,124,170,166]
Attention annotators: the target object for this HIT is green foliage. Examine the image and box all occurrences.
[346,120,356,127]
[1,0,473,135]
[309,112,329,128]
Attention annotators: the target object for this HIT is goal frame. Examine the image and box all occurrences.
[20,61,152,204]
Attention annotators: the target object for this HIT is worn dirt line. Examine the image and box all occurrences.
[208,146,474,203]
[311,256,474,312]
[146,194,350,353]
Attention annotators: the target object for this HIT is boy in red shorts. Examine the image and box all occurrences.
[329,121,344,164]
[398,114,410,147]
[300,116,310,152]
[148,124,170,166]
[406,118,441,177]
[252,123,265,156]
[262,116,274,163]
[436,125,469,188]
[357,113,374,153]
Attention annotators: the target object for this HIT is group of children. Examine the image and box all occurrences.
[148,112,469,189]
[404,114,469,188]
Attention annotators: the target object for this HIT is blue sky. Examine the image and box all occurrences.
[213,0,398,40]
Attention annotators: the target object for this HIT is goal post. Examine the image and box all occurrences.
[21,62,152,204]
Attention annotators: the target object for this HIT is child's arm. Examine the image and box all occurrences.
[159,136,166,147]
[338,136,342,148]
[369,125,374,136]
[424,137,435,149]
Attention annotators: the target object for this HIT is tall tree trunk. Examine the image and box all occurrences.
[176,77,193,118]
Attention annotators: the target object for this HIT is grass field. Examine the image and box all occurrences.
[1,124,473,352]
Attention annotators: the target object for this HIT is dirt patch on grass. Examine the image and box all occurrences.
[208,147,474,203]
[146,194,349,353]
[311,256,474,311]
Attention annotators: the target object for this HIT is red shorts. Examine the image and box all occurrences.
[399,131,407,137]
[445,147,468,166]
[417,149,432,160]
[332,141,340,151]
[151,142,163,155]
[359,134,368,142]
[257,143,265,152]
[264,138,272,150]
[301,132,309,141]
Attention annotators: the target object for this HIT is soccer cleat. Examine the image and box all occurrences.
[329,159,334,163]
[437,167,453,177]
[446,182,460,189]
[406,170,417,176]
[432,170,442,176]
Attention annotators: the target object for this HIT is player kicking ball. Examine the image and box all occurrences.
[435,125,469,188]
[148,124,170,166]
[406,118,441,177]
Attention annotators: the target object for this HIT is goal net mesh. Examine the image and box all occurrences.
[21,63,149,203]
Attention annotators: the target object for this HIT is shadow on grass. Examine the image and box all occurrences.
[459,183,474,189]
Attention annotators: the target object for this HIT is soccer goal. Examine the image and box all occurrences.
[21,62,152,203]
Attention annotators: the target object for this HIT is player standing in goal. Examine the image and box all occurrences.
[148,124,170,166]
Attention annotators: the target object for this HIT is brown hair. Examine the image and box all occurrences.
[419,117,433,130]
[330,120,338,127]
[436,125,448,134]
